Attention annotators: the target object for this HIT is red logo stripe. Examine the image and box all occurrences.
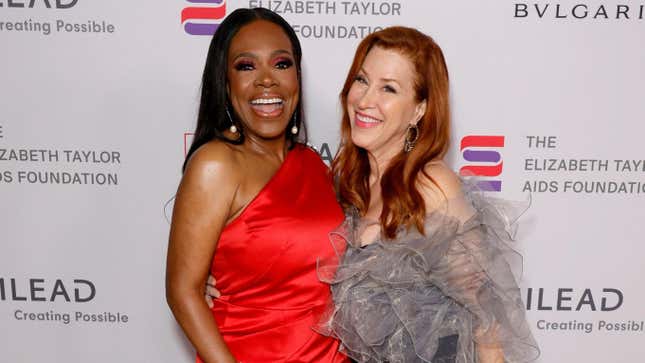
[181,6,226,23]
[460,135,505,150]
[459,162,504,177]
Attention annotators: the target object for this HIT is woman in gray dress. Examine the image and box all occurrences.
[316,26,540,363]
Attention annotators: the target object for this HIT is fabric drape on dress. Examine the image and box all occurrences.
[317,181,540,363]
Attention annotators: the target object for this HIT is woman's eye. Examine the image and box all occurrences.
[275,58,294,69]
[354,75,368,84]
[234,62,254,71]
[383,85,397,93]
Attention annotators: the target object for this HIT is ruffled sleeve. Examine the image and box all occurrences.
[316,186,540,363]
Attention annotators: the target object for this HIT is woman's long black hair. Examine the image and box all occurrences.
[183,8,306,172]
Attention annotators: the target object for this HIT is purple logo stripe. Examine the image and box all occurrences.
[476,180,502,192]
[185,23,219,36]
[462,150,501,163]
[188,0,224,3]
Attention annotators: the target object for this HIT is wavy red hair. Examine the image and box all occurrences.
[332,27,451,239]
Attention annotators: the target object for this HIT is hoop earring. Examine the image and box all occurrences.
[226,107,238,134]
[404,123,419,152]
[290,113,298,135]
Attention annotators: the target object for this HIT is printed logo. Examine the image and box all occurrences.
[0,277,96,303]
[0,0,78,9]
[181,0,227,36]
[459,135,504,192]
[513,3,645,20]
[525,287,623,312]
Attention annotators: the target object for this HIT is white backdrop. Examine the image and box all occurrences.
[1,1,644,362]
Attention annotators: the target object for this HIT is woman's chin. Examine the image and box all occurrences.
[350,134,375,151]
[251,127,291,141]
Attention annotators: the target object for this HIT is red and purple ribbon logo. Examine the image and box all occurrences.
[182,0,227,36]
[459,135,505,191]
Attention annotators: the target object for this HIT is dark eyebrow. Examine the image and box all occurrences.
[271,49,293,58]
[232,49,293,61]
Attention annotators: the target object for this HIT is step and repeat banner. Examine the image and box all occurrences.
[1,1,643,362]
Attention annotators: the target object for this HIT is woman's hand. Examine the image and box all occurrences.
[205,274,221,309]
[475,324,504,363]
[477,344,504,363]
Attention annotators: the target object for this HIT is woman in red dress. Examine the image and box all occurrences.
[166,8,348,363]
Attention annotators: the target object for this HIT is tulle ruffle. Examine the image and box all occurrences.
[316,182,540,362]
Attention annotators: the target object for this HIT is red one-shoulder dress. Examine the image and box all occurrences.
[198,144,348,363]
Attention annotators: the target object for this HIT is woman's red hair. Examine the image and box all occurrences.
[332,27,451,239]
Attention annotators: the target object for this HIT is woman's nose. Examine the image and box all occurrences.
[255,67,278,88]
[356,86,376,109]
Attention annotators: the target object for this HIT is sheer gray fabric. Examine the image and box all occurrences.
[316,185,540,363]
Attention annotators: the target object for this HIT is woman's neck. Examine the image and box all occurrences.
[244,134,289,162]
[367,146,399,187]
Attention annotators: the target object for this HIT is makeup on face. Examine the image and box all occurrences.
[226,20,299,139]
[346,46,422,156]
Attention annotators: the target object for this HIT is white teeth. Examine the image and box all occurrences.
[250,98,283,105]
[356,113,380,123]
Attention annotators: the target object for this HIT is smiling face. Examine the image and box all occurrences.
[347,46,427,158]
[226,20,299,141]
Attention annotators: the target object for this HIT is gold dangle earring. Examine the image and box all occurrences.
[404,123,419,152]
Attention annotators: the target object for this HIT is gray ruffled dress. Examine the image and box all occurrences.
[316,186,540,363]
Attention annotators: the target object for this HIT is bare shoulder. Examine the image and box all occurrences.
[181,140,242,193]
[168,141,243,284]
[421,160,462,199]
[417,160,463,210]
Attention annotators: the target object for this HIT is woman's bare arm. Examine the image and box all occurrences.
[166,142,240,363]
